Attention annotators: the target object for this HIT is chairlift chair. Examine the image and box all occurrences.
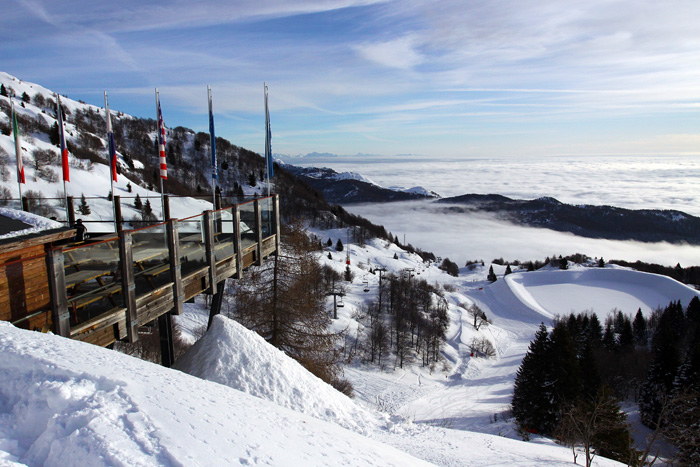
[337,295,345,308]
[363,280,370,293]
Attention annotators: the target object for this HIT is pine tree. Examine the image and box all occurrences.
[487,265,497,282]
[0,84,7,97]
[134,194,143,210]
[78,193,91,215]
[335,238,343,252]
[326,238,333,247]
[21,91,30,103]
[505,264,513,275]
[513,323,557,434]
[632,308,647,346]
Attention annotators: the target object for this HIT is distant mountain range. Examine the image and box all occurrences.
[437,194,700,245]
[282,164,439,204]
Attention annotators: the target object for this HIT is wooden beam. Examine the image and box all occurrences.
[159,312,175,367]
[46,247,70,337]
[119,230,138,342]
[114,195,123,232]
[167,219,184,315]
[203,211,217,295]
[207,280,225,329]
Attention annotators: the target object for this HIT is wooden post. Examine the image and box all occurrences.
[254,198,263,266]
[207,281,225,330]
[66,196,75,227]
[46,248,70,337]
[167,219,184,315]
[215,192,222,210]
[114,195,123,232]
[21,196,29,213]
[273,194,281,255]
[203,210,217,295]
[163,194,171,221]
[119,230,138,342]
[233,204,243,279]
[158,313,175,367]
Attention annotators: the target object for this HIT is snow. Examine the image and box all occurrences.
[0,207,63,239]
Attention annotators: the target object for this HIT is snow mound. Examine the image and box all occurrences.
[174,315,380,434]
[505,268,700,318]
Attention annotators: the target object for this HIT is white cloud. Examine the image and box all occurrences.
[354,36,424,69]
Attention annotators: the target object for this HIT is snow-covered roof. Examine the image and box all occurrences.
[0,207,64,241]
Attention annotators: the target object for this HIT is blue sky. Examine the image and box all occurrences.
[2,0,699,158]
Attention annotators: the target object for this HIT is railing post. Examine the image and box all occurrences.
[163,194,171,221]
[119,229,138,342]
[46,248,70,337]
[67,196,75,227]
[273,194,281,255]
[21,196,29,213]
[114,195,123,232]
[254,198,263,266]
[167,219,183,315]
[233,204,243,279]
[203,210,217,295]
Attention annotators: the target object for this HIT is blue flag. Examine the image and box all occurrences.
[208,86,217,182]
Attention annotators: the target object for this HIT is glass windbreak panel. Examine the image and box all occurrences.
[178,214,206,276]
[239,200,257,251]
[64,238,123,326]
[261,196,273,238]
[213,208,235,262]
[131,223,170,296]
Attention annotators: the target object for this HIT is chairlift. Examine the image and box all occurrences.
[363,280,370,293]
[337,295,345,308]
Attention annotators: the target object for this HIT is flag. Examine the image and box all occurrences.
[157,95,167,180]
[12,104,25,184]
[208,86,217,182]
[56,96,70,182]
[264,84,273,180]
[105,94,118,182]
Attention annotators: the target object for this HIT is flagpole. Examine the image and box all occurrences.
[10,98,23,203]
[208,85,216,210]
[56,94,70,224]
[105,92,114,202]
[105,91,118,231]
[264,83,271,198]
[155,89,164,220]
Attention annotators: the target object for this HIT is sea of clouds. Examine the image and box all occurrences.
[287,154,700,266]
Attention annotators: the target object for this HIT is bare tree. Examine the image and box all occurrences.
[467,303,491,330]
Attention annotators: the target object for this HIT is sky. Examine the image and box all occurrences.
[2,0,699,158]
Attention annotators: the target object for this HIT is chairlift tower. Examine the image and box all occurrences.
[326,289,345,319]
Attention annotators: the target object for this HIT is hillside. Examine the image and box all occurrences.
[437,194,700,245]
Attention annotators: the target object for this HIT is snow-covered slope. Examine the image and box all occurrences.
[0,321,431,467]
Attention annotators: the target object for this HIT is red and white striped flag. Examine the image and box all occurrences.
[156,95,167,180]
[56,95,70,182]
[105,93,118,182]
[12,103,25,184]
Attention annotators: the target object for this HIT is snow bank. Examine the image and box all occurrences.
[174,315,381,435]
[0,321,429,466]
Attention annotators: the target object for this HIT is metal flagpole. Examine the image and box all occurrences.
[11,98,23,203]
[156,89,164,220]
[208,85,216,210]
[264,83,271,198]
[105,91,118,232]
[56,94,69,224]
[105,92,114,202]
